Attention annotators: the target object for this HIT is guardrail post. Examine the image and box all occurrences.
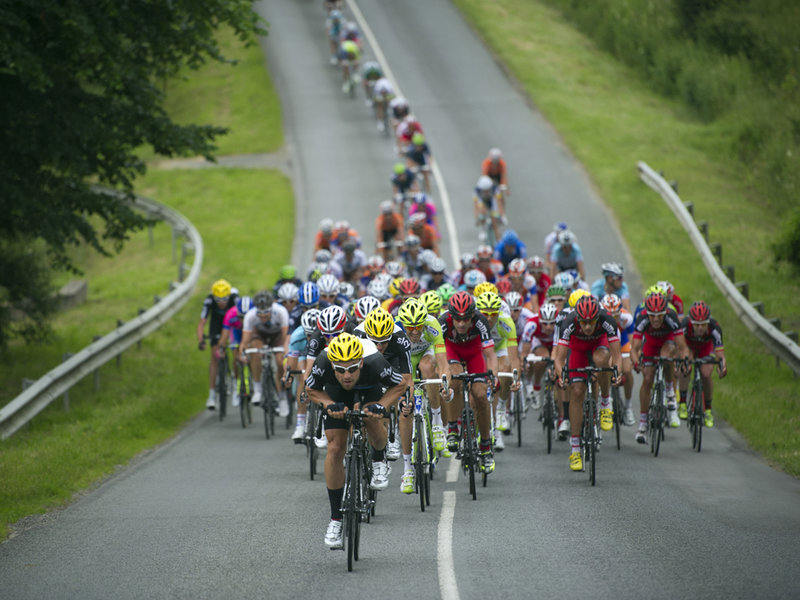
[116,320,124,367]
[684,201,694,217]
[93,335,102,390]
[724,265,735,281]
[669,180,679,193]
[751,301,764,315]
[735,281,749,299]
[178,242,188,282]
[147,210,154,247]
[137,309,146,349]
[154,294,162,304]
[709,242,722,265]
[697,221,709,242]
[62,353,74,411]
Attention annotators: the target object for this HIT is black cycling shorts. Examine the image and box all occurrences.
[322,384,382,430]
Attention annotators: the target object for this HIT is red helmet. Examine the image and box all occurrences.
[508,258,527,276]
[495,278,512,295]
[476,244,493,260]
[448,291,475,318]
[689,301,710,323]
[527,255,545,273]
[398,278,421,296]
[575,295,600,321]
[644,292,668,314]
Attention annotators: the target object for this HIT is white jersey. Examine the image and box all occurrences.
[373,77,393,98]
[242,302,289,332]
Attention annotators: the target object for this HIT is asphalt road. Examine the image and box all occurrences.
[1,1,798,599]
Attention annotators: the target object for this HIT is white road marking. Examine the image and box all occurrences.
[437,491,460,600]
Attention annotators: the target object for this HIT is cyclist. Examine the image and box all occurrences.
[396,115,424,151]
[375,200,405,260]
[197,279,238,410]
[316,274,342,309]
[504,291,535,343]
[439,291,499,473]
[473,175,504,245]
[419,289,444,318]
[630,291,690,442]
[408,212,439,255]
[333,239,367,284]
[389,96,411,130]
[395,298,450,492]
[304,304,356,367]
[289,308,321,442]
[678,301,727,427]
[527,255,551,306]
[276,282,300,330]
[657,280,685,318]
[360,60,383,106]
[331,220,362,252]
[507,258,539,313]
[391,162,420,207]
[494,229,527,273]
[600,293,636,425]
[325,9,344,65]
[519,302,558,410]
[548,229,585,282]
[591,262,631,313]
[218,295,252,407]
[371,77,395,133]
[475,291,521,451]
[238,291,289,412]
[408,192,440,237]
[352,295,381,325]
[314,218,336,252]
[544,221,569,259]
[337,38,361,94]
[405,132,433,193]
[272,264,303,296]
[306,332,406,549]
[420,257,448,292]
[553,295,623,472]
[481,148,510,197]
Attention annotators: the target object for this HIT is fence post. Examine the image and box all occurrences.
[724,265,735,281]
[709,242,722,265]
[116,320,124,367]
[93,335,102,390]
[684,201,694,217]
[735,281,749,299]
[137,309,146,349]
[751,302,765,315]
[62,352,74,411]
[697,221,709,242]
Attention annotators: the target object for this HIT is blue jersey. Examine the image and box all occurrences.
[590,279,630,302]
[287,326,309,359]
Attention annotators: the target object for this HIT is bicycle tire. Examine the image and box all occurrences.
[514,390,523,448]
[543,390,554,455]
[587,398,597,486]
[653,382,664,457]
[414,414,426,512]
[217,355,227,421]
[693,381,704,452]
[345,453,357,572]
[463,404,477,500]
[611,386,622,450]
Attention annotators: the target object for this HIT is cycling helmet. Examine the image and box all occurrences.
[329,9,342,22]
[413,192,429,204]
[279,265,296,280]
[567,269,581,284]
[367,255,385,270]
[539,303,558,323]
[557,230,575,246]
[314,249,333,263]
[689,300,711,323]
[236,296,253,316]
[568,288,591,308]
[489,148,502,161]
[319,218,334,235]
[327,332,363,363]
[463,269,487,288]
[437,283,457,303]
[508,258,527,276]
[364,308,395,340]
[338,282,355,301]
[211,279,232,299]
[474,281,498,297]
[341,239,357,253]
[317,274,340,295]
[476,175,493,192]
[307,262,325,282]
[429,257,447,273]
[419,290,443,315]
[317,305,347,335]
[385,261,405,277]
[553,221,568,233]
[495,279,512,295]
[575,295,600,321]
[645,283,667,297]
[298,282,319,306]
[527,255,545,273]
[398,278,421,297]
[476,244,493,260]
[449,291,476,318]
[601,262,624,278]
[600,293,622,315]
[546,285,567,300]
[366,278,389,300]
[504,291,523,309]
[420,249,437,266]
[380,200,394,214]
[411,132,425,145]
[405,234,421,248]
[354,295,381,321]
[277,282,299,302]
[553,271,575,290]
[409,212,427,227]
[460,253,476,270]
[644,292,668,315]
[334,219,350,233]
[385,277,401,298]
[476,291,502,313]
[301,308,321,335]
[393,162,406,175]
[397,298,428,328]
[254,291,273,311]
[362,61,382,78]
[656,280,675,298]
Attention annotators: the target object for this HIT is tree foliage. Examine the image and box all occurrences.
[0,0,266,344]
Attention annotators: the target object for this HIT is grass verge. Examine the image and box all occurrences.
[452,0,799,475]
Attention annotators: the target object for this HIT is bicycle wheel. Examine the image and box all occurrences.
[692,382,704,452]
[611,386,622,451]
[584,397,596,486]
[653,382,664,457]
[543,390,554,455]
[462,406,477,500]
[345,454,358,572]
[217,356,227,422]
[413,415,426,512]
[514,390,523,448]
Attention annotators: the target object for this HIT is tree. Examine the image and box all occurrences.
[0,0,266,345]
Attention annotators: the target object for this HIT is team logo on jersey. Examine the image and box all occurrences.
[380,367,394,379]
[425,325,438,337]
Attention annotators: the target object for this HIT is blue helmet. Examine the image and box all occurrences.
[298,282,319,306]
[236,296,253,315]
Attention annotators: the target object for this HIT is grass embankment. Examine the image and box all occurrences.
[453,0,799,475]
[0,27,293,540]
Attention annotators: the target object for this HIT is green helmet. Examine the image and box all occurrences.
[279,264,296,280]
[645,283,667,297]
[546,285,567,299]
[419,290,443,315]
[397,298,428,328]
[393,162,406,175]
[437,283,456,303]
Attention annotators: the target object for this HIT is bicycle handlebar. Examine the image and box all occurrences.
[413,376,449,391]
[451,370,493,382]
[243,346,285,355]
[496,370,519,383]
[525,354,554,365]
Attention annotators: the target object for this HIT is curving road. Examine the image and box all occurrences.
[1,1,798,599]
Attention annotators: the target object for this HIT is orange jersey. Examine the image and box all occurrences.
[481,157,507,187]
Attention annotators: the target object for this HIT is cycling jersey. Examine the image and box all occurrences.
[534,273,551,306]
[305,317,358,361]
[243,303,288,346]
[590,278,630,303]
[681,317,724,357]
[521,314,554,351]
[287,325,310,360]
[409,201,437,229]
[333,249,367,280]
[405,142,430,168]
[558,310,620,378]
[391,170,417,195]
[632,308,684,361]
[399,314,446,372]
[200,293,238,342]
[338,40,360,61]
[512,306,535,343]
[488,314,517,357]
[354,322,413,375]
[481,157,507,187]
[549,242,583,273]
[222,306,244,346]
[615,309,634,353]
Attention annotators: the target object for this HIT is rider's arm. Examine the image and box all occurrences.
[196,318,207,345]
[482,345,498,379]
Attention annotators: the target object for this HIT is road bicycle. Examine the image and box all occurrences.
[282,369,304,431]
[451,371,493,500]
[244,346,284,440]
[303,393,323,480]
[409,377,447,512]
[236,353,253,429]
[686,355,720,452]
[214,345,233,422]
[642,355,686,457]
[339,410,375,572]
[565,365,617,486]
[527,355,556,454]
[497,370,521,447]
[376,239,405,262]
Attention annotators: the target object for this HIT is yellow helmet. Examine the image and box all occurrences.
[419,290,443,315]
[364,308,395,340]
[211,279,232,298]
[389,277,405,298]
[397,298,428,327]
[327,332,364,363]
[475,291,502,313]
[473,281,498,297]
[568,288,591,308]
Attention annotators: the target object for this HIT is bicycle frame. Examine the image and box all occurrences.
[527,355,556,454]
[642,355,685,457]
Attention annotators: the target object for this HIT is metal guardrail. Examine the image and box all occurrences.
[0,188,204,439]
[637,161,800,376]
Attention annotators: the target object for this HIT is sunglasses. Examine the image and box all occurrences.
[332,362,361,374]
[452,315,472,322]
[257,309,271,316]
[647,311,666,317]
[405,324,424,331]
[480,310,499,317]
[691,320,709,326]
[370,337,392,346]
[215,296,230,302]
[578,318,598,326]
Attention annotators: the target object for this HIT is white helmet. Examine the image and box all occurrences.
[354,295,381,321]
[300,309,321,335]
[276,282,299,302]
[476,175,493,192]
[489,148,502,161]
[317,274,340,295]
